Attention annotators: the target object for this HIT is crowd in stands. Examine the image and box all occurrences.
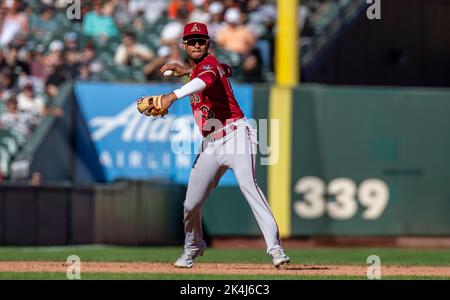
[0,0,351,180]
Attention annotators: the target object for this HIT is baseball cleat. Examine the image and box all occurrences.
[174,247,205,268]
[270,249,290,268]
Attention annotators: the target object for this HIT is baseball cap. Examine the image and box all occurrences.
[49,40,64,52]
[40,4,54,14]
[157,46,171,58]
[193,0,205,7]
[64,32,78,42]
[24,81,33,89]
[224,7,242,25]
[4,0,14,8]
[35,44,45,53]
[161,21,184,42]
[182,22,209,41]
[208,1,224,15]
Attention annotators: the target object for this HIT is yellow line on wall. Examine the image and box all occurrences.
[276,0,299,86]
[268,86,293,238]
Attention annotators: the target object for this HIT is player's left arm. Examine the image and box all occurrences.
[159,77,209,110]
[137,73,211,117]
[159,64,220,109]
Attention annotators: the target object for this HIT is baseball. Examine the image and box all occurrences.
[163,70,174,77]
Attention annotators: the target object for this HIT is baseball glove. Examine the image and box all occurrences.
[136,95,168,117]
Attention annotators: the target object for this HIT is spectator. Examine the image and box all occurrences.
[79,63,94,81]
[79,43,97,66]
[0,44,30,88]
[216,8,262,81]
[144,45,184,81]
[0,96,36,138]
[114,31,155,66]
[78,43,104,79]
[30,4,58,39]
[216,8,256,55]
[82,0,119,40]
[189,0,210,24]
[0,0,29,47]
[144,46,171,81]
[207,1,225,41]
[17,81,46,118]
[246,0,276,72]
[167,0,195,20]
[160,20,184,46]
[102,0,120,17]
[112,0,133,28]
[299,4,316,38]
[0,68,14,102]
[127,0,168,24]
[13,34,30,62]
[110,0,148,33]
[46,40,64,68]
[131,10,148,34]
[63,32,79,51]
[63,48,80,80]
[223,0,241,11]
[247,0,276,38]
[29,44,47,79]
[45,45,70,100]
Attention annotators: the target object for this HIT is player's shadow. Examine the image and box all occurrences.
[283,265,331,271]
[234,265,331,271]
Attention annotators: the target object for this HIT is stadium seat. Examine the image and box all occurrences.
[100,70,118,81]
[132,70,147,83]
[0,145,10,178]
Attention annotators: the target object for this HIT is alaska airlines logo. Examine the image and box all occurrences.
[89,103,196,142]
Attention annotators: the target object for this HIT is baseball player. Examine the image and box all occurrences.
[136,22,290,268]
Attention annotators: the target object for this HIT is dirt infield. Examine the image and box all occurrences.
[1,262,449,277]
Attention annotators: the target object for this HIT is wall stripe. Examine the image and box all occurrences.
[268,86,293,238]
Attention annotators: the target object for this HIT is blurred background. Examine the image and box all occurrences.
[0,0,449,248]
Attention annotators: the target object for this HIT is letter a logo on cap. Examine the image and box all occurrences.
[191,23,200,32]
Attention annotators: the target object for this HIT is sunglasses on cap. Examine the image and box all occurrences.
[184,38,208,46]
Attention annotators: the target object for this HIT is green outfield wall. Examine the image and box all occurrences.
[203,84,450,236]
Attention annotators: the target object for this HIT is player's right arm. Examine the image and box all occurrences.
[160,63,192,77]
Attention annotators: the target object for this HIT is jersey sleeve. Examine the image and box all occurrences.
[195,61,219,87]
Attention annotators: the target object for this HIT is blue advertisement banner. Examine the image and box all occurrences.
[74,81,253,185]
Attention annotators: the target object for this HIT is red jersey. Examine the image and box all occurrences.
[189,54,244,136]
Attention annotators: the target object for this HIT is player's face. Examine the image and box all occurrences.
[184,38,209,63]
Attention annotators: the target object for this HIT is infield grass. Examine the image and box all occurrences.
[0,246,448,266]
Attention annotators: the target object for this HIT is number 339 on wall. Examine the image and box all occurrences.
[293,177,389,220]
